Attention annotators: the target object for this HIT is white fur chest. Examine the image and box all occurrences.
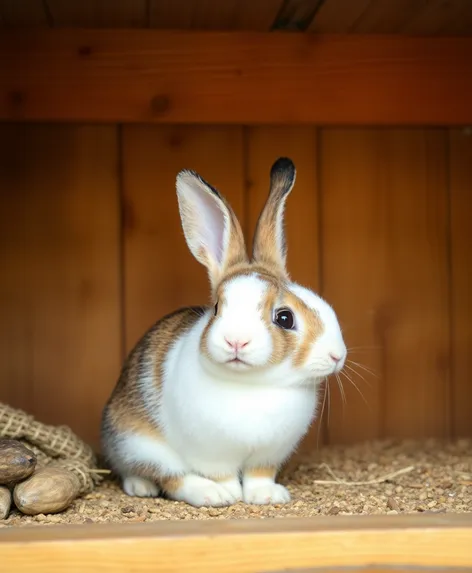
[157,324,318,474]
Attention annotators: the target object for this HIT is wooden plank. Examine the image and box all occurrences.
[122,125,245,351]
[320,129,450,444]
[0,0,49,27]
[449,129,472,438]
[149,0,282,30]
[47,0,148,28]
[244,126,324,452]
[319,129,382,443]
[0,124,121,449]
[1,31,472,125]
[1,514,472,573]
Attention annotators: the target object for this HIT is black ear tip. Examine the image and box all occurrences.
[270,157,296,178]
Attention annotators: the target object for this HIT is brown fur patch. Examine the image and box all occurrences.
[244,466,277,479]
[200,291,226,359]
[103,307,206,445]
[159,475,183,495]
[253,213,286,275]
[259,283,296,365]
[285,292,324,368]
[220,262,285,287]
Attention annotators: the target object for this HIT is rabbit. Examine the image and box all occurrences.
[101,157,347,508]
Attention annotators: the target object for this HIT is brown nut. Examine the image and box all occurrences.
[0,486,11,519]
[0,439,36,485]
[13,466,80,515]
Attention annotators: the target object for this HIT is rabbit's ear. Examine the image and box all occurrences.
[176,170,248,292]
[252,158,296,278]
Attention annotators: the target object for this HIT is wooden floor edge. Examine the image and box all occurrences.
[2,514,472,573]
[2,512,472,541]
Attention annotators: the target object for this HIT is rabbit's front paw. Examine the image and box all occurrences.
[218,477,243,502]
[243,482,291,505]
[173,475,239,507]
[123,476,159,497]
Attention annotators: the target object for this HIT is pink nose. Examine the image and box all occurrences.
[225,338,250,351]
[329,353,342,363]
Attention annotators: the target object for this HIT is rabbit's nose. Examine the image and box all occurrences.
[224,337,250,351]
[329,352,341,364]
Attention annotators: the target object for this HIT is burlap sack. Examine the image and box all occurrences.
[0,402,104,495]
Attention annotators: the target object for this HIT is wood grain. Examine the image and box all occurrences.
[47,0,148,27]
[1,514,472,573]
[121,125,245,352]
[1,31,472,125]
[320,129,450,443]
[0,125,121,448]
[319,129,383,443]
[449,129,472,438]
[244,126,324,452]
[149,0,282,30]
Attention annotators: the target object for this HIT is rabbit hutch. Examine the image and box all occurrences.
[1,0,472,571]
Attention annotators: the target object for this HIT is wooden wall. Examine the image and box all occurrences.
[0,124,470,451]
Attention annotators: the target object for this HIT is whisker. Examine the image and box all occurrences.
[335,372,347,411]
[327,377,331,428]
[347,345,382,352]
[316,377,328,449]
[344,363,372,388]
[347,358,377,373]
[340,370,369,407]
[347,359,379,378]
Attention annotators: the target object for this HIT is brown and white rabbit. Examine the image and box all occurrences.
[101,158,346,507]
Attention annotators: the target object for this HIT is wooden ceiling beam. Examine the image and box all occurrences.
[1,30,472,125]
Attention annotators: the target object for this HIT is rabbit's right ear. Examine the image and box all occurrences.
[252,157,296,279]
[176,170,248,293]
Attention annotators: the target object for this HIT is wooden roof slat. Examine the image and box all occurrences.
[349,0,426,33]
[149,0,283,31]
[0,0,471,33]
[272,0,324,31]
[46,0,148,28]
[402,0,472,35]
[309,0,472,35]
[309,0,426,33]
[0,0,49,28]
[309,0,370,32]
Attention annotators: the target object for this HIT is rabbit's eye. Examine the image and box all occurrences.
[274,308,295,330]
[214,302,218,316]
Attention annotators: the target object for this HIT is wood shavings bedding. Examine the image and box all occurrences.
[2,438,471,527]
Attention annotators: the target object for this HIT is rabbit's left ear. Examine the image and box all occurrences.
[176,170,248,292]
[251,157,296,279]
